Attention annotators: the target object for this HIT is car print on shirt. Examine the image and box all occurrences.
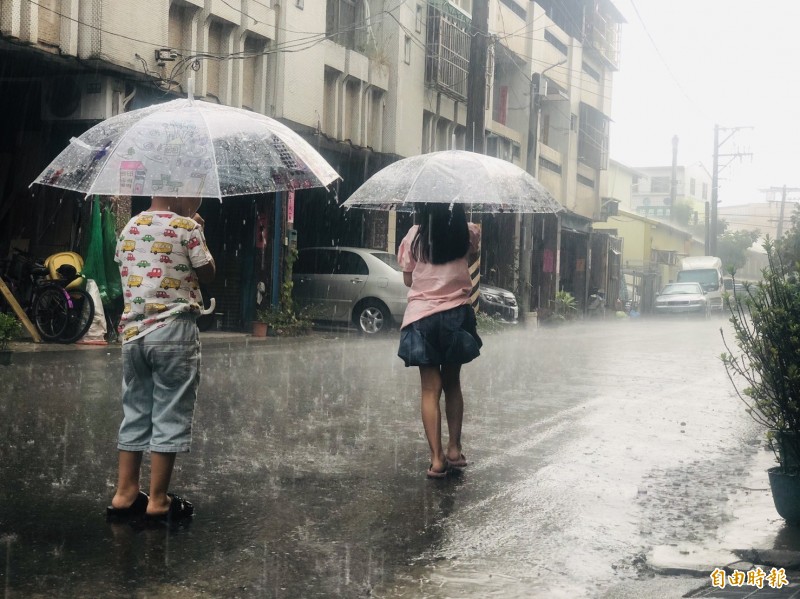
[125,289,132,298]
[162,228,178,239]
[155,290,169,299]
[136,260,150,268]
[141,234,155,242]
[121,266,129,276]
[187,237,200,250]
[151,242,173,254]
[146,268,163,278]
[159,255,173,264]
[170,218,195,231]
[128,275,143,288]
[123,327,140,341]
[132,297,145,304]
[145,303,168,314]
[174,264,190,272]
[126,253,136,261]
[160,277,181,290]
[135,214,153,226]
[121,240,136,252]
[129,226,140,236]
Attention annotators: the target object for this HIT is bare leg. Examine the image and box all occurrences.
[146,451,177,515]
[419,366,446,473]
[441,364,464,462]
[111,450,143,509]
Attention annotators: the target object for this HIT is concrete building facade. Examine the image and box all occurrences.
[0,0,625,328]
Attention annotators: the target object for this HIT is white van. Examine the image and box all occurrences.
[676,256,724,312]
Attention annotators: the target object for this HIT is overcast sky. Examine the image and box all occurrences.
[609,0,800,205]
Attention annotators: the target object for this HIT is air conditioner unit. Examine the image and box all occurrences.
[42,75,124,121]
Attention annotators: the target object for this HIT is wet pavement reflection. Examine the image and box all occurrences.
[0,317,771,597]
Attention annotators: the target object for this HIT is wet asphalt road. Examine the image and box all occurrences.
[0,316,767,597]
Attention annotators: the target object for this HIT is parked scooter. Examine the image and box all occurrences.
[587,288,606,318]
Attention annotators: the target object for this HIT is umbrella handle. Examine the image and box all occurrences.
[200,297,216,315]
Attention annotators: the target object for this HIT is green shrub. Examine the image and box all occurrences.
[721,238,800,472]
[0,313,22,350]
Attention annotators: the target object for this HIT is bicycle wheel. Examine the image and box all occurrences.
[59,289,95,344]
[32,286,70,341]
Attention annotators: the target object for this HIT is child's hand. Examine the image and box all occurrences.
[192,213,205,228]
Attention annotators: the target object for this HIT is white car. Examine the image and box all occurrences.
[654,282,710,317]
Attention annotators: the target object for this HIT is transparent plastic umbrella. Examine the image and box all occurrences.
[31,98,340,198]
[341,150,563,213]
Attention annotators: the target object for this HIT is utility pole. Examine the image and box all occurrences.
[710,124,753,255]
[465,0,489,154]
[670,135,678,219]
[761,186,800,240]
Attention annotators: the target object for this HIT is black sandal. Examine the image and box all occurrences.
[144,493,194,524]
[106,491,149,520]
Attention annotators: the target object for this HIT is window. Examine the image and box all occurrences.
[651,177,670,193]
[327,0,365,51]
[404,35,412,64]
[582,62,600,82]
[425,3,470,101]
[577,102,609,170]
[336,251,369,275]
[690,178,696,195]
[296,0,303,7]
[702,182,708,200]
[295,250,336,275]
[416,4,423,32]
[544,30,568,55]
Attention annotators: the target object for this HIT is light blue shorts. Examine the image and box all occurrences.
[118,315,200,453]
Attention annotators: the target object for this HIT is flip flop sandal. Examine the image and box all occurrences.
[426,464,448,479]
[144,493,194,524]
[106,491,149,520]
[446,454,468,469]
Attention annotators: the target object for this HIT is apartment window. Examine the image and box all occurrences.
[651,177,670,193]
[416,4,423,32]
[296,0,303,8]
[404,35,412,64]
[702,182,708,200]
[539,156,561,174]
[577,174,595,188]
[499,0,526,20]
[582,62,601,82]
[327,0,365,51]
[544,30,568,55]
[690,178,696,195]
[577,102,609,170]
[425,3,470,101]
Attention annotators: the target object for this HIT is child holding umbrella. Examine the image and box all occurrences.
[397,203,482,478]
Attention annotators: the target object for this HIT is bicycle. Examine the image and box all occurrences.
[0,249,95,344]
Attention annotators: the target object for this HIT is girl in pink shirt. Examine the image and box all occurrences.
[397,203,482,478]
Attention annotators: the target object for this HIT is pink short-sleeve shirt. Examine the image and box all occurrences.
[397,222,480,329]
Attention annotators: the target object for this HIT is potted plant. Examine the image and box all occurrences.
[0,312,22,365]
[540,290,577,325]
[252,247,312,337]
[721,238,800,525]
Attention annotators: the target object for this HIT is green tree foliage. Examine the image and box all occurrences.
[778,204,800,272]
[718,229,760,272]
[670,200,695,227]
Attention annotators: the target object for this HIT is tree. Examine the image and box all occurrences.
[778,204,800,272]
[718,229,759,272]
[670,200,695,227]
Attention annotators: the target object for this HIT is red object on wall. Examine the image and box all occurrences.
[497,86,508,125]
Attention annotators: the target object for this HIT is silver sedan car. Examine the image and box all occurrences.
[293,246,520,334]
[292,247,409,334]
[654,282,710,317]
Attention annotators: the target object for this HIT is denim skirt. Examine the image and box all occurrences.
[398,304,482,367]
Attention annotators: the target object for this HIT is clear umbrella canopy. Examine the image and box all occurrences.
[31,99,340,198]
[341,150,563,213]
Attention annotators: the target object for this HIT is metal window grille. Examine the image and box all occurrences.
[425,4,470,102]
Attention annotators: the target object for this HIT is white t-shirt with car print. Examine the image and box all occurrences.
[115,211,213,343]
